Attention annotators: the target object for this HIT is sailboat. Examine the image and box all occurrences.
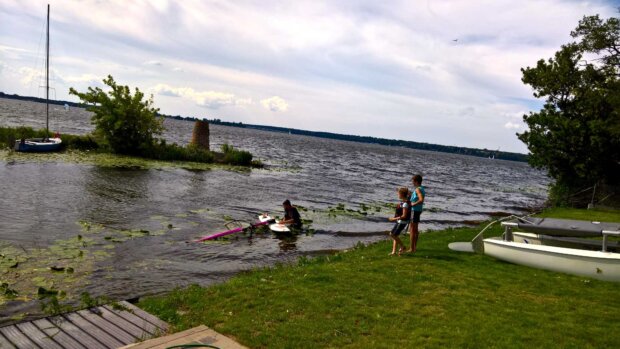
[15,4,62,152]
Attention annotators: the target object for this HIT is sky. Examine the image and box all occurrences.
[1,0,619,153]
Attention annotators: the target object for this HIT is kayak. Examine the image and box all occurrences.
[196,215,274,242]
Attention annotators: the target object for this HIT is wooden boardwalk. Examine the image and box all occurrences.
[120,325,247,349]
[0,301,168,349]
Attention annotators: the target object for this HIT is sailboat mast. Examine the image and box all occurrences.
[45,4,50,138]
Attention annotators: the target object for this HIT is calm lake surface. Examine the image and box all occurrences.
[0,98,549,323]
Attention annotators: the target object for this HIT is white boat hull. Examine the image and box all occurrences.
[484,237,620,282]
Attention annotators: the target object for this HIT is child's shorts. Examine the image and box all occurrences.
[390,222,408,236]
[412,211,422,223]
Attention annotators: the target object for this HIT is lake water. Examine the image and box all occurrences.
[0,98,549,323]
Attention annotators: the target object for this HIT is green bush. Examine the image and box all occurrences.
[60,134,100,151]
[220,143,253,166]
[0,126,45,148]
[69,75,164,155]
[0,126,101,151]
[140,141,215,163]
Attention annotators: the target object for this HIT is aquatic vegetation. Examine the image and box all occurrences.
[1,283,18,299]
[0,212,190,310]
[0,235,107,307]
[189,208,210,214]
[0,149,259,172]
[327,203,369,218]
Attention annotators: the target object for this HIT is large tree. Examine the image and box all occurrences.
[519,14,620,204]
[70,75,164,155]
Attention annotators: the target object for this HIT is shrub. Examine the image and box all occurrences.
[69,75,164,155]
[220,143,253,166]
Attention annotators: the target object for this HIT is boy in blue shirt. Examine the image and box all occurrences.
[407,174,425,253]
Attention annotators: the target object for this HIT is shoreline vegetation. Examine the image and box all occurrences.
[0,125,260,168]
[137,207,620,348]
[0,93,527,162]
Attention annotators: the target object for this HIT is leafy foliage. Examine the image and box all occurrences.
[519,14,620,205]
[69,75,164,155]
[220,143,253,166]
[141,140,215,163]
[0,126,99,151]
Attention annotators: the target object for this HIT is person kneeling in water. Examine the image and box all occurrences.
[388,187,410,255]
[279,199,302,229]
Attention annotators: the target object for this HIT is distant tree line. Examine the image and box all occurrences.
[1,92,527,162]
[0,91,82,107]
[156,114,528,162]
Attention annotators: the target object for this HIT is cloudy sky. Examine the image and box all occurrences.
[1,0,618,153]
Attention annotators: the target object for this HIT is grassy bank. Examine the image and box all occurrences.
[139,208,620,348]
[0,126,257,167]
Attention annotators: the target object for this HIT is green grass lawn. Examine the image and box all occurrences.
[139,208,620,348]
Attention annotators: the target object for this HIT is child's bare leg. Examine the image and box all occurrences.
[390,235,397,254]
[406,224,414,252]
[394,236,405,255]
[410,223,419,252]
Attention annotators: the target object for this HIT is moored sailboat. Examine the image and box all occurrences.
[15,4,62,152]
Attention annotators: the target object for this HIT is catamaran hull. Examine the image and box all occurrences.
[484,237,620,282]
[15,138,62,152]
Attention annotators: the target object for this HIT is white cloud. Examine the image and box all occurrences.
[18,67,44,85]
[2,0,618,152]
[260,96,289,112]
[0,45,28,53]
[64,74,101,83]
[504,122,521,129]
[152,83,252,109]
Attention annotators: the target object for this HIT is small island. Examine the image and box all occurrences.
[0,75,258,168]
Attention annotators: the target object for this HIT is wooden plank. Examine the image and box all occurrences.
[0,324,40,349]
[63,312,124,349]
[32,318,85,349]
[15,322,63,349]
[103,305,160,336]
[117,302,169,331]
[47,315,107,349]
[76,309,136,345]
[119,325,248,349]
[0,330,17,349]
[96,306,152,340]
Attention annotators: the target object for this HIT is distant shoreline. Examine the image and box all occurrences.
[0,92,528,162]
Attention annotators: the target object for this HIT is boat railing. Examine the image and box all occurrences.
[602,230,620,252]
[470,216,527,253]
[500,221,620,253]
[501,221,518,242]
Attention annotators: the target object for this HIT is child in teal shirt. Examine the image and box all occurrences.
[407,174,425,253]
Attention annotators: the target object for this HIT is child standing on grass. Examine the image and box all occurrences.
[407,174,425,253]
[388,187,411,255]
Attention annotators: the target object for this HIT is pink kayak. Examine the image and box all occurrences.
[195,215,274,242]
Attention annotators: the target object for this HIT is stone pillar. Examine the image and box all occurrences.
[191,120,210,150]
